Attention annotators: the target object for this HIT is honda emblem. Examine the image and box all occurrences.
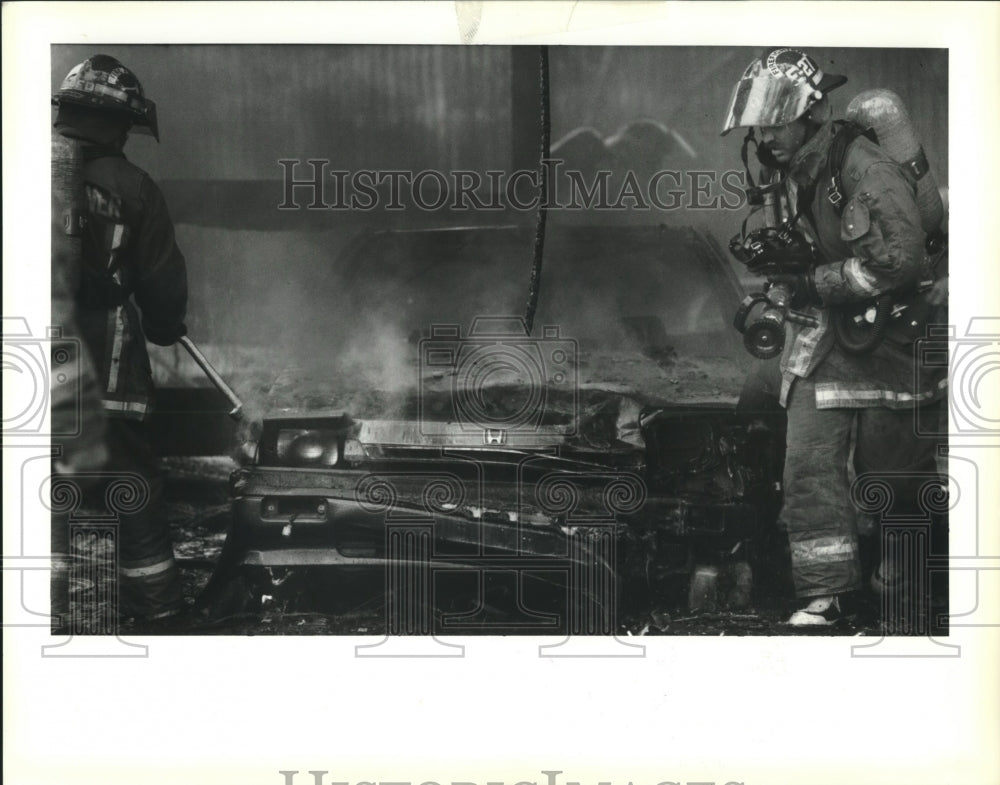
[484,428,507,445]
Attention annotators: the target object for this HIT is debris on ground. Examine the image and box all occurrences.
[61,457,925,638]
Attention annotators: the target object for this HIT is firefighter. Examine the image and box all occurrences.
[52,54,189,621]
[721,48,946,625]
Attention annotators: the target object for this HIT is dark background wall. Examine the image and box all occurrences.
[52,45,947,381]
[51,45,948,183]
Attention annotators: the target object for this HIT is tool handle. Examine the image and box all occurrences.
[178,336,245,420]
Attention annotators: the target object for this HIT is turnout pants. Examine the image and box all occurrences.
[781,377,942,598]
[52,418,183,623]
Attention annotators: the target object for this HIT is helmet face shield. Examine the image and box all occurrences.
[722,75,819,135]
[721,48,846,136]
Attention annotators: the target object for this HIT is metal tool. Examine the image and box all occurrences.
[178,335,245,420]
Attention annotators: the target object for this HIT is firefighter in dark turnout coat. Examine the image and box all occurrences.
[53,55,188,619]
[722,49,946,625]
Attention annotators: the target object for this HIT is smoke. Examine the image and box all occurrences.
[173,220,744,424]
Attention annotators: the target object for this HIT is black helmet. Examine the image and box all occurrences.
[52,54,159,141]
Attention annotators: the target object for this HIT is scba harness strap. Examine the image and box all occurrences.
[816,121,945,355]
[825,121,878,213]
[739,122,875,221]
[737,122,876,247]
[806,122,895,356]
[790,120,879,231]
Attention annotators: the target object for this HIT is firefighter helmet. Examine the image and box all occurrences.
[52,55,159,141]
[721,48,846,136]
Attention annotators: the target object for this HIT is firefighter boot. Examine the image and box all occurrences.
[786,594,851,626]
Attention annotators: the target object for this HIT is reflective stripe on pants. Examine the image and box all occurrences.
[790,536,859,564]
[120,553,182,618]
[780,376,942,598]
[120,556,175,578]
[782,377,862,597]
[105,419,182,617]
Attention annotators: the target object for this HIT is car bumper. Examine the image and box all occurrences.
[229,465,760,569]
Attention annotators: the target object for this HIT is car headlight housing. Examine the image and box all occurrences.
[257,415,351,467]
[276,428,342,467]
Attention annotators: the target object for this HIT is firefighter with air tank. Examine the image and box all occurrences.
[52,55,190,624]
[722,48,947,625]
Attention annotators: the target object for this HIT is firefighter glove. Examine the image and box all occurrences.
[143,319,187,347]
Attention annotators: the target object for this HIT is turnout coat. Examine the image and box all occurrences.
[71,143,188,419]
[773,120,947,409]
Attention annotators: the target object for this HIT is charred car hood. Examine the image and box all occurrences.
[260,344,747,452]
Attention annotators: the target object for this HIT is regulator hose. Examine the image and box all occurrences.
[834,294,893,355]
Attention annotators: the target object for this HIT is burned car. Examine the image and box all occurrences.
[207,224,785,633]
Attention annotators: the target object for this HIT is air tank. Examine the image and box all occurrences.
[846,88,944,234]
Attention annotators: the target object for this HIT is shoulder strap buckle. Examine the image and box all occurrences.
[825,120,866,216]
[827,177,844,208]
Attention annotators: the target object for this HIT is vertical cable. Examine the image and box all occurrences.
[524,46,551,335]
